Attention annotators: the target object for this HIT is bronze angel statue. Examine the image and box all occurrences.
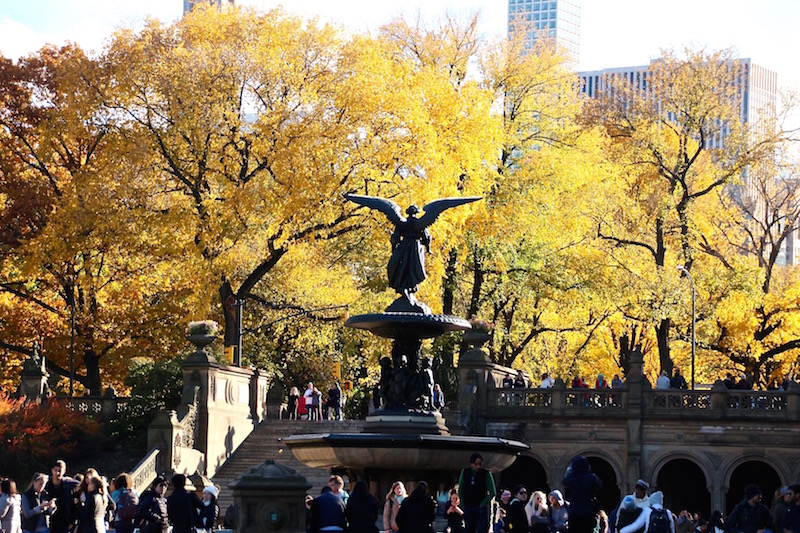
[345,193,481,313]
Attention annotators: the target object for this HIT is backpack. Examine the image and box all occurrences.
[648,508,671,533]
[117,489,140,523]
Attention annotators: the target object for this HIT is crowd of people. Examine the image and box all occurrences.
[303,453,800,533]
[287,381,345,421]
[0,461,225,533]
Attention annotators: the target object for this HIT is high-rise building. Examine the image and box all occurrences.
[508,0,581,61]
[578,60,797,265]
[183,0,234,16]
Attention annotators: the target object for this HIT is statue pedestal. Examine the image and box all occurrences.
[364,410,450,436]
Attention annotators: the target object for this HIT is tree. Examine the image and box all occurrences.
[0,45,193,394]
[588,48,784,376]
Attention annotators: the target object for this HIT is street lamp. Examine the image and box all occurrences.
[676,265,696,389]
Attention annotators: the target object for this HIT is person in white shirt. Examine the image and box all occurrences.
[541,373,555,389]
[303,382,315,420]
[620,491,675,533]
[656,372,671,390]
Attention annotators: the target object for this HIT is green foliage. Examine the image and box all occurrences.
[343,386,369,420]
[108,357,183,447]
[0,391,102,482]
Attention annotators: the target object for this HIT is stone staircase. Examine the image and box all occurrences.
[211,419,365,514]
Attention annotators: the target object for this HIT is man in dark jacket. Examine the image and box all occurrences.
[166,474,201,533]
[308,486,346,533]
[396,482,436,533]
[562,455,603,533]
[725,485,773,533]
[46,460,79,533]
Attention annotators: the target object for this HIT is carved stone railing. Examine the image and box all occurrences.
[130,448,160,494]
[485,383,800,421]
[64,396,127,421]
[147,386,204,476]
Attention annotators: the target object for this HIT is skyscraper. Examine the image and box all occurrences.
[508,0,581,61]
[183,0,234,16]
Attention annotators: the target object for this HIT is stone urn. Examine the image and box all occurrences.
[462,329,492,348]
[187,334,217,351]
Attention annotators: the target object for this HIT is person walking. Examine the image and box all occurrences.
[620,492,675,533]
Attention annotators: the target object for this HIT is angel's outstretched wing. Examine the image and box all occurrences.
[344,194,406,226]
[416,197,482,230]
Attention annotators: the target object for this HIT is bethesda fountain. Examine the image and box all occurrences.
[283,194,528,491]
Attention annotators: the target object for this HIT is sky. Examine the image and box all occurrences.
[0,0,799,89]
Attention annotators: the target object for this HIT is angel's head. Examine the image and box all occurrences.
[406,205,420,216]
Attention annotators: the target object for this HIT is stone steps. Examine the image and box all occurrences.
[211,419,365,514]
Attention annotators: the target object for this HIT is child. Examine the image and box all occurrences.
[446,490,466,533]
[493,507,507,533]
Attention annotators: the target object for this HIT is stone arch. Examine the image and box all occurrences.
[651,454,711,517]
[723,457,783,513]
[500,453,550,495]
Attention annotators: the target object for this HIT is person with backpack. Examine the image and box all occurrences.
[620,492,675,533]
[111,474,139,533]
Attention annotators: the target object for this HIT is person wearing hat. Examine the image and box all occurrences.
[620,491,675,533]
[724,484,773,533]
[136,477,169,533]
[198,486,219,531]
[772,486,792,529]
[632,480,651,509]
[549,490,569,533]
[562,455,603,533]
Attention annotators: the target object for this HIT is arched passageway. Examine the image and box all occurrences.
[585,456,620,514]
[500,455,550,495]
[656,458,710,517]
[726,461,781,514]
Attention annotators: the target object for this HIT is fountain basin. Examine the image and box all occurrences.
[282,432,528,471]
[345,313,470,339]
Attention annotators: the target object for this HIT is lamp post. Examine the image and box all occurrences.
[676,265,696,389]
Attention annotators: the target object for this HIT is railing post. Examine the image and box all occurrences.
[710,380,728,415]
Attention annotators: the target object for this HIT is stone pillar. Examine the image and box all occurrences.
[251,369,270,423]
[19,353,49,402]
[624,349,645,492]
[181,339,262,478]
[228,460,311,533]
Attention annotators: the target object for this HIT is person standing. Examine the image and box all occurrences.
[198,486,219,531]
[632,480,651,509]
[308,486,346,533]
[136,477,169,533]
[620,492,674,533]
[46,460,78,533]
[383,481,407,533]
[111,473,139,533]
[446,490,466,533]
[303,382,315,420]
[562,455,603,533]
[166,475,201,533]
[345,480,379,533]
[329,382,343,421]
[21,473,56,533]
[458,453,496,533]
[782,484,800,533]
[725,485,773,533]
[1,478,23,533]
[506,485,529,533]
[77,474,107,533]
[287,387,300,420]
[396,482,436,533]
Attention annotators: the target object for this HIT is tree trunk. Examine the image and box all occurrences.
[655,318,672,377]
